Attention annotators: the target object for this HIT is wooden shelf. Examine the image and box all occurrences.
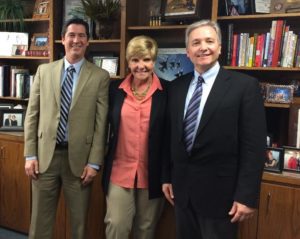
[0,18,50,23]
[224,66,300,71]
[127,25,188,30]
[217,12,300,20]
[264,103,291,108]
[55,39,121,44]
[0,97,28,104]
[263,171,300,187]
[0,56,50,60]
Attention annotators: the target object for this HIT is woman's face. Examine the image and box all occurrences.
[128,54,155,82]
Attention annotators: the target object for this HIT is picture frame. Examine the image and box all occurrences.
[270,0,300,13]
[161,0,201,22]
[283,146,300,172]
[0,109,25,131]
[11,44,28,56]
[93,56,119,77]
[264,147,283,173]
[265,84,293,104]
[29,33,49,51]
[155,48,194,81]
[32,0,50,19]
[252,0,272,13]
[224,0,252,15]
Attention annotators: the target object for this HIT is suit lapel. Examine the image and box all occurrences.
[195,68,231,137]
[71,60,91,110]
[51,59,64,107]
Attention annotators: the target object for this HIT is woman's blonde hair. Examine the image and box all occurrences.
[126,35,158,61]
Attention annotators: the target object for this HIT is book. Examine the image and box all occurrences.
[267,20,277,66]
[227,23,234,66]
[231,34,239,66]
[271,20,284,67]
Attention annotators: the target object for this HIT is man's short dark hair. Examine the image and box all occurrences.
[61,18,90,39]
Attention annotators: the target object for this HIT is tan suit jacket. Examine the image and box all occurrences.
[24,58,109,176]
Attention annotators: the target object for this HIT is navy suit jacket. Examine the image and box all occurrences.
[103,78,168,199]
[163,67,266,217]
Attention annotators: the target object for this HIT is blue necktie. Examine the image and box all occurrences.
[56,65,75,144]
[183,76,204,153]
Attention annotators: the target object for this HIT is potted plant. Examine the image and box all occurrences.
[81,0,121,39]
[0,0,25,32]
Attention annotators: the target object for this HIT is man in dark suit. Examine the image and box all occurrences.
[24,18,109,239]
[162,19,266,239]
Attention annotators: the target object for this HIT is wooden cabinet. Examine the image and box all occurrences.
[0,133,30,233]
[256,173,300,239]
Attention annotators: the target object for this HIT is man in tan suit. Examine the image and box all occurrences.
[24,18,109,239]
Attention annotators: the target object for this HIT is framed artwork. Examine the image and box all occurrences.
[0,109,25,131]
[283,146,300,172]
[264,147,283,173]
[32,0,50,19]
[161,0,201,21]
[93,56,119,77]
[252,0,272,13]
[265,84,293,104]
[270,0,300,13]
[30,33,49,51]
[155,48,194,81]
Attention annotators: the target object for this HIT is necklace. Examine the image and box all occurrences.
[131,80,152,100]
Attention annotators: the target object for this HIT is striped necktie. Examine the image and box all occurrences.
[183,76,204,154]
[56,65,75,144]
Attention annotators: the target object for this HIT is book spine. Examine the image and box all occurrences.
[227,23,234,66]
[231,34,238,66]
[271,20,284,67]
[267,20,277,66]
[263,32,271,67]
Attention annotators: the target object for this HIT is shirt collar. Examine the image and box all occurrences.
[193,61,220,84]
[64,57,85,73]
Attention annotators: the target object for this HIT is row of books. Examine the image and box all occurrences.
[227,20,300,68]
[0,65,34,99]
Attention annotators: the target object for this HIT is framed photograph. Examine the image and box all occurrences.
[265,84,293,104]
[32,0,50,19]
[283,146,300,172]
[155,48,194,81]
[30,33,49,51]
[264,147,283,173]
[270,0,300,13]
[11,44,28,56]
[252,0,271,13]
[93,56,118,77]
[0,109,25,131]
[161,0,201,21]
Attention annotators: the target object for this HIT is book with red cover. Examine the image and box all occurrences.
[271,20,284,67]
[231,34,238,66]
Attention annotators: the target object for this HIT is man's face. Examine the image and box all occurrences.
[62,24,89,63]
[186,25,221,74]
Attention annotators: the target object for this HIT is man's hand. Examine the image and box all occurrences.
[81,165,98,186]
[162,183,174,206]
[229,201,256,223]
[25,159,39,180]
